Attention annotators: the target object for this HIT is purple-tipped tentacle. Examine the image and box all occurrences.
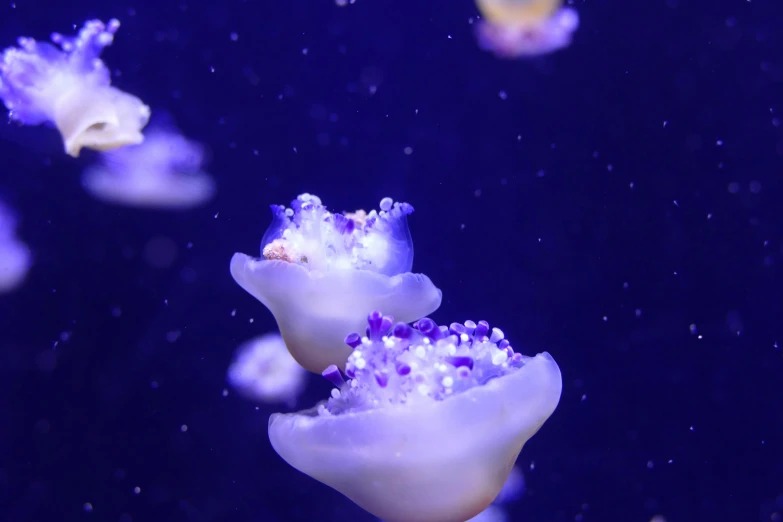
[415,317,444,341]
[374,370,389,388]
[489,327,504,344]
[446,355,474,370]
[344,332,362,348]
[449,322,467,336]
[392,322,413,339]
[366,310,384,340]
[463,320,477,335]
[395,362,411,376]
[474,320,490,340]
[380,315,394,335]
[322,365,346,388]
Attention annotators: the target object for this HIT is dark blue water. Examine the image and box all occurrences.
[1,0,782,521]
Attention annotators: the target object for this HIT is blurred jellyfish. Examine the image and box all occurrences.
[0,204,31,293]
[474,0,579,58]
[467,505,508,522]
[230,194,442,374]
[0,19,150,157]
[268,312,562,522]
[227,333,308,406]
[81,124,215,209]
[494,465,525,504]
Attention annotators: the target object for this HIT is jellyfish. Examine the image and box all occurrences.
[268,312,562,522]
[0,19,150,157]
[473,0,579,58]
[81,124,215,209]
[230,194,442,374]
[0,204,31,294]
[226,333,308,406]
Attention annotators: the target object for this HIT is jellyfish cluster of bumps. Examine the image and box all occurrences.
[231,193,563,522]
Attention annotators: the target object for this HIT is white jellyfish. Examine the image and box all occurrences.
[227,333,308,406]
[81,124,215,209]
[0,204,31,293]
[268,312,562,522]
[230,194,442,374]
[474,0,579,58]
[0,19,150,157]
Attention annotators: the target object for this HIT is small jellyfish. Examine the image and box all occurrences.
[227,333,308,406]
[0,19,150,157]
[474,0,579,58]
[230,194,442,374]
[0,204,31,293]
[81,124,215,209]
[268,312,562,522]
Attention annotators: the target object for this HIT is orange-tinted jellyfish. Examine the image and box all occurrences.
[474,0,579,58]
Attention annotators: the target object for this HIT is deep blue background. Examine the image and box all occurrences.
[0,0,782,521]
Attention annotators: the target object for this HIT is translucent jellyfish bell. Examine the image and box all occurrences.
[474,0,579,58]
[268,312,562,522]
[230,194,442,374]
[227,333,308,406]
[0,204,31,293]
[81,124,215,209]
[0,19,150,157]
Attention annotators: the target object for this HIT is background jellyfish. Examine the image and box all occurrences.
[466,505,508,522]
[0,18,150,157]
[226,333,308,406]
[230,193,442,374]
[0,203,31,294]
[81,122,215,209]
[473,0,579,58]
[268,312,562,522]
[494,465,525,504]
